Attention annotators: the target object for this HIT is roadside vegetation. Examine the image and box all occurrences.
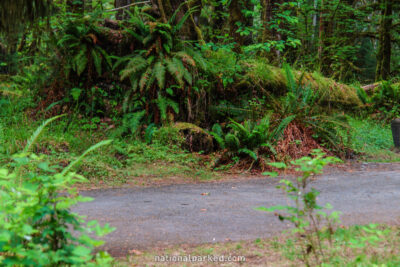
[125,152,400,266]
[1,0,400,266]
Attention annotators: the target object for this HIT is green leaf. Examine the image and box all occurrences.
[72,246,92,257]
[267,162,287,169]
[262,171,278,177]
[38,162,56,173]
[91,49,102,76]
[74,47,88,76]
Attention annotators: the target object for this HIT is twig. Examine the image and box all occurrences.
[106,1,151,12]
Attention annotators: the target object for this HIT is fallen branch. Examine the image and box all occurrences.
[106,1,151,12]
[361,83,380,92]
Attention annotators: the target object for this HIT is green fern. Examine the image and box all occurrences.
[209,124,226,149]
[271,115,296,141]
[210,114,293,162]
[238,148,257,161]
[225,133,240,151]
[58,20,110,79]
[23,115,65,153]
[61,140,112,175]
[155,94,179,121]
[356,86,370,105]
[116,7,207,123]
[120,56,148,80]
[154,60,166,89]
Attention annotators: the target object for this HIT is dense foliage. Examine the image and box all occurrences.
[0,0,399,264]
[0,117,114,266]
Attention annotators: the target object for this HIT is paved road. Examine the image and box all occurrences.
[73,164,400,256]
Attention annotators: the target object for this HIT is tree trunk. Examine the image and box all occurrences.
[228,0,252,50]
[114,0,131,20]
[376,0,393,81]
[318,0,324,72]
[260,0,274,43]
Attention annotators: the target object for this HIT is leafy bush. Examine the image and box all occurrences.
[57,16,111,81]
[357,82,400,121]
[257,151,341,265]
[271,65,350,153]
[0,117,114,266]
[210,114,294,161]
[115,6,206,123]
[257,151,398,266]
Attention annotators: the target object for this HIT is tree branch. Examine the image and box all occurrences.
[106,1,151,12]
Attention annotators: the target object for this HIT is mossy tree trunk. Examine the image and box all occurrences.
[228,0,253,51]
[375,0,393,81]
[260,0,274,44]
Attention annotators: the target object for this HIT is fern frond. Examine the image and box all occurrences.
[228,119,251,139]
[24,115,65,153]
[271,115,296,142]
[356,86,369,104]
[120,56,147,80]
[97,46,112,68]
[61,140,113,175]
[145,70,157,92]
[139,66,153,92]
[175,51,195,67]
[283,63,296,94]
[74,46,88,76]
[174,5,199,33]
[189,49,207,71]
[126,110,146,134]
[91,49,102,76]
[154,60,166,89]
[155,95,179,120]
[166,58,184,86]
[225,133,240,152]
[238,148,258,161]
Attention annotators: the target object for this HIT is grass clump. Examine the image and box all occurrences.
[342,117,400,162]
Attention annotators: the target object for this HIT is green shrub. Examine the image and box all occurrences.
[257,151,399,266]
[0,117,114,266]
[210,114,295,161]
[257,150,341,266]
[272,65,350,153]
[115,6,206,123]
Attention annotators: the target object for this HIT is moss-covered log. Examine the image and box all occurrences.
[242,59,362,108]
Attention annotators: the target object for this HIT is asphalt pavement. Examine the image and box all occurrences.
[73,164,400,256]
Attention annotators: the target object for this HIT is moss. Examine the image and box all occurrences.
[173,122,214,154]
[242,59,362,108]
